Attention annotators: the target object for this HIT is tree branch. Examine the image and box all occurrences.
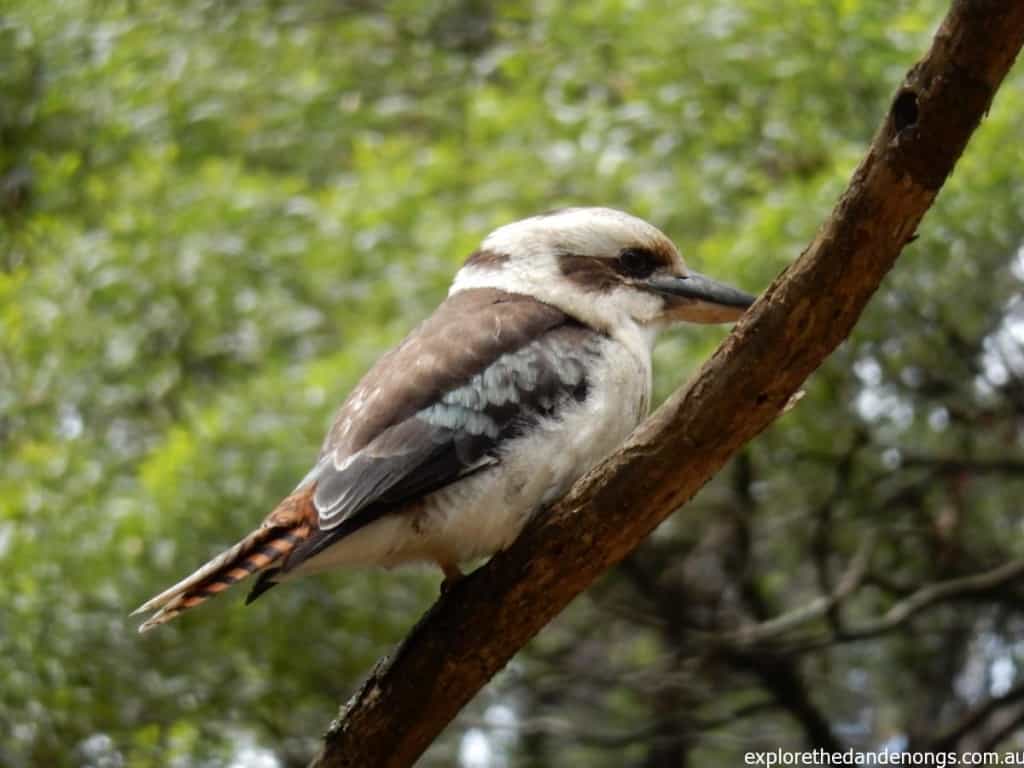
[929,681,1024,752]
[310,4,1024,766]
[837,557,1024,643]
[722,532,876,650]
[718,556,1024,656]
[978,707,1024,752]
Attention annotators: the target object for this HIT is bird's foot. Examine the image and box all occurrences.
[439,563,465,594]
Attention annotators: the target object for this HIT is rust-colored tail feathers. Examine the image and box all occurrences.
[132,488,315,633]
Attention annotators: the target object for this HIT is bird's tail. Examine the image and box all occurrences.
[132,489,315,633]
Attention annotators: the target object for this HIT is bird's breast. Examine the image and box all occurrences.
[423,333,652,563]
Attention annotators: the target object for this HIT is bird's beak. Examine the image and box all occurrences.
[645,271,756,324]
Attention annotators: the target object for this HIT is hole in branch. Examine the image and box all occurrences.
[892,89,919,132]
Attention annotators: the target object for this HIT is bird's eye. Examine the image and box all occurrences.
[618,248,659,279]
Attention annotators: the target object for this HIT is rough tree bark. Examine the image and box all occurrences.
[310,3,1024,766]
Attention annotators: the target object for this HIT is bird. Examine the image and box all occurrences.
[133,207,755,632]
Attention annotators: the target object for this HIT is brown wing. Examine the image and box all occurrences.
[320,288,569,457]
[285,289,603,569]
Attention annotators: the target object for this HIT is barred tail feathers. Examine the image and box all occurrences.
[133,489,316,633]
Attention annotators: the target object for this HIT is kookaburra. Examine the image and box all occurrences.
[134,207,755,631]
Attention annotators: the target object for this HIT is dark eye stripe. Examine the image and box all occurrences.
[557,246,675,295]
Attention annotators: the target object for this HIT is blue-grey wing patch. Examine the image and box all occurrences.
[286,323,601,568]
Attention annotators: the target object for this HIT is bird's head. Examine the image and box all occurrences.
[450,207,755,341]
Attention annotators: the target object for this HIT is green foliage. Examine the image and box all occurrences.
[2,1,1023,766]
